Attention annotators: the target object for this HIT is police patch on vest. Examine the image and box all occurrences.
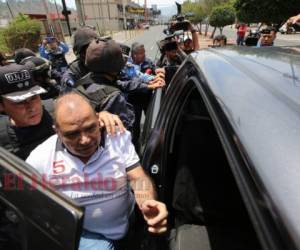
[4,70,31,84]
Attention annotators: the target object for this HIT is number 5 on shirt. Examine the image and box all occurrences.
[53,160,65,174]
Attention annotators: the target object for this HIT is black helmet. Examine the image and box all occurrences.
[73,27,99,55]
[14,48,36,64]
[19,56,51,79]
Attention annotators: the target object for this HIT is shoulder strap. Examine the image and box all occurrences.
[0,116,13,152]
[75,83,120,112]
[75,72,93,87]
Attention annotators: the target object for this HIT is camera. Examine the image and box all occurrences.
[169,15,190,33]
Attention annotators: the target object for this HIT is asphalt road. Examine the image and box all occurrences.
[123,25,299,59]
[123,25,166,62]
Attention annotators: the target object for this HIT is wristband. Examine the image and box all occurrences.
[191,29,197,33]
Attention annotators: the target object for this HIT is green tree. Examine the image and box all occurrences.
[182,0,206,34]
[209,4,235,35]
[201,0,232,36]
[2,14,42,52]
[0,29,9,52]
[235,0,300,27]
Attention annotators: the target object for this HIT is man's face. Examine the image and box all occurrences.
[260,32,276,46]
[0,95,43,127]
[166,49,178,60]
[56,108,101,162]
[48,41,58,50]
[133,47,145,64]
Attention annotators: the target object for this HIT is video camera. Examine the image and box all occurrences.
[169,16,191,33]
[164,2,194,34]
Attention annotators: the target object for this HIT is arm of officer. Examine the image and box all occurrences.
[188,23,200,51]
[58,41,69,54]
[127,166,168,234]
[97,111,125,135]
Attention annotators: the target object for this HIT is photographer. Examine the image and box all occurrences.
[170,20,199,54]
[157,39,183,67]
[39,36,69,76]
[183,22,200,54]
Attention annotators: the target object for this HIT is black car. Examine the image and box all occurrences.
[141,46,300,250]
[0,148,84,250]
[1,46,300,250]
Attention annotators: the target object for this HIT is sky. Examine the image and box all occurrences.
[65,0,183,9]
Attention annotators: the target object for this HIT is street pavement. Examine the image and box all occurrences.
[122,25,166,61]
[65,24,300,64]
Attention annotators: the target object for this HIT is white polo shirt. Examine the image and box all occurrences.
[26,131,140,240]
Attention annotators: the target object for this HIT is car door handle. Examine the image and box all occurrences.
[150,164,159,174]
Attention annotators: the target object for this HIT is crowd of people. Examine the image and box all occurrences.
[0,14,298,248]
[235,24,277,47]
[0,27,168,250]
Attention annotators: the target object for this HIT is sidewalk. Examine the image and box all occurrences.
[198,32,235,49]
[199,33,214,49]
[112,29,145,43]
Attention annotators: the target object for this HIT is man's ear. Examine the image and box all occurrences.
[52,124,58,133]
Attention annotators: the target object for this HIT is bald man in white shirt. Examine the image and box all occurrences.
[26,92,168,250]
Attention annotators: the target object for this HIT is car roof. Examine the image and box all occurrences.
[191,46,300,246]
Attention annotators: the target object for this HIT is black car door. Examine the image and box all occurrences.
[0,147,84,250]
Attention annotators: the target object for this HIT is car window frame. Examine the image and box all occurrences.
[0,147,84,250]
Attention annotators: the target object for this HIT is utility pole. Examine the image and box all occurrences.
[98,0,105,35]
[106,0,111,33]
[144,0,147,22]
[61,0,72,36]
[54,0,65,42]
[6,0,14,19]
[106,0,111,19]
[42,0,54,35]
[75,0,85,26]
[122,0,127,30]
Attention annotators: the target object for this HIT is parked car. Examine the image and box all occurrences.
[142,23,150,29]
[141,46,300,250]
[280,22,300,34]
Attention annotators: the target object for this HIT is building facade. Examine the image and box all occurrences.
[79,0,159,32]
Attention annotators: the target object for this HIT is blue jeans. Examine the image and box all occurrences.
[79,230,116,250]
[237,35,244,45]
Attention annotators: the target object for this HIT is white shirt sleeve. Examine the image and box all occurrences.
[110,130,140,170]
[25,135,57,174]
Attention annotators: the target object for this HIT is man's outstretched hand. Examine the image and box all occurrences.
[140,200,168,234]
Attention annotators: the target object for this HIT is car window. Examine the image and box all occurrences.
[140,88,163,152]
[0,147,84,250]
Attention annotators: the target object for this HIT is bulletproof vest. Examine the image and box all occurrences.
[75,72,121,112]
[0,102,55,160]
[69,59,89,81]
